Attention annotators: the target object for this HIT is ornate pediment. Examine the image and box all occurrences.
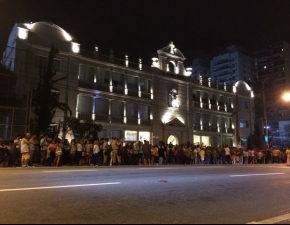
[165,118,185,127]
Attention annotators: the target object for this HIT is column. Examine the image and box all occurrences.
[124,101,127,124]
[124,73,128,95]
[138,76,141,97]
[109,69,113,92]
[108,99,112,123]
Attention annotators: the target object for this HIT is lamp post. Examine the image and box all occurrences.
[262,79,269,150]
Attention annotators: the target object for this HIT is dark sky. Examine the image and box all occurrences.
[1,0,290,66]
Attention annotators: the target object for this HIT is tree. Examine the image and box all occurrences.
[247,133,258,149]
[31,44,72,134]
[64,117,103,141]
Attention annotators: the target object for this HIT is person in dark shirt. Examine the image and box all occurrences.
[0,142,9,167]
[158,141,166,165]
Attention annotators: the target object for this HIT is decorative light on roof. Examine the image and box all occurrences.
[185,68,192,76]
[71,42,80,53]
[18,27,28,40]
[63,31,72,41]
[24,23,34,30]
[151,57,159,68]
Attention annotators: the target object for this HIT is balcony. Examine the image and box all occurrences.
[78,113,92,121]
[95,83,109,92]
[78,81,94,89]
[141,119,151,126]
[113,87,124,95]
[127,117,138,124]
[111,116,123,124]
[141,92,151,99]
[94,114,109,122]
[128,90,139,97]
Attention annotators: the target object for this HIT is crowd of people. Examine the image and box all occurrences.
[0,132,290,168]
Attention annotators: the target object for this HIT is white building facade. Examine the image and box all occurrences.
[1,22,254,147]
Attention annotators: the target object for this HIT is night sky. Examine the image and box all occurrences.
[1,0,290,66]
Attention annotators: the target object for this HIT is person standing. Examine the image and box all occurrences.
[54,140,63,167]
[48,139,57,166]
[0,142,9,167]
[110,137,121,166]
[92,140,100,166]
[102,138,109,166]
[40,134,49,166]
[76,140,83,166]
[62,139,70,166]
[29,134,38,166]
[20,133,31,167]
[13,136,21,166]
[69,139,77,166]
[158,141,166,165]
[142,140,151,165]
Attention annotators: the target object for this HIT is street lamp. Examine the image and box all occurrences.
[282,93,290,102]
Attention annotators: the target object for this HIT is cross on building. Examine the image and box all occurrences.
[169,41,175,54]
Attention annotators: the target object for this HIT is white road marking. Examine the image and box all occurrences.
[139,167,173,170]
[43,169,98,173]
[230,173,284,177]
[0,182,120,192]
[247,212,290,224]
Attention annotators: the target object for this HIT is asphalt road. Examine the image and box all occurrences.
[0,164,290,224]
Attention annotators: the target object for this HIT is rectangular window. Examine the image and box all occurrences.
[240,120,248,128]
[126,102,138,118]
[111,100,124,117]
[77,95,93,114]
[112,72,124,89]
[140,78,150,93]
[97,68,110,84]
[239,101,248,109]
[95,98,109,115]
[140,104,150,120]
[127,76,138,91]
[195,113,201,125]
[35,55,61,72]
[79,64,94,82]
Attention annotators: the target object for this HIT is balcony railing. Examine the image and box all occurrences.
[127,117,138,124]
[141,119,151,126]
[111,116,123,124]
[78,113,92,121]
[95,114,109,122]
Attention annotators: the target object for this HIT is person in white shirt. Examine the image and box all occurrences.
[91,140,100,166]
[20,133,31,167]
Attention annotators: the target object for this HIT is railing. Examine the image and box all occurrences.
[95,83,109,92]
[78,81,94,89]
[78,113,92,121]
[80,49,151,72]
[111,116,123,124]
[113,87,124,95]
[95,114,109,122]
[141,119,151,126]
[128,90,139,97]
[127,118,138,125]
[141,93,151,99]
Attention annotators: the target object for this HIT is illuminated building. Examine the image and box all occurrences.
[1,22,254,146]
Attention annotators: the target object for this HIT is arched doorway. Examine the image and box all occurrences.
[167,135,179,145]
[168,61,175,73]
